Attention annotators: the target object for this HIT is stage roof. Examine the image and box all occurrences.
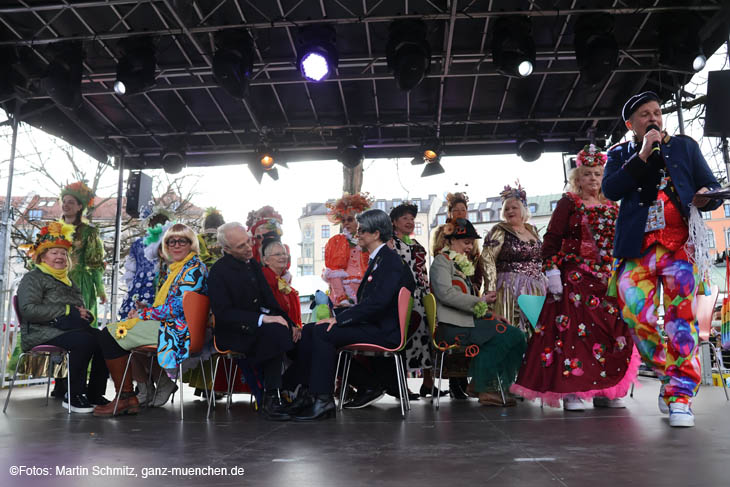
[1,1,728,170]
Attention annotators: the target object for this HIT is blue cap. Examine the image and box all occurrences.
[622,91,661,121]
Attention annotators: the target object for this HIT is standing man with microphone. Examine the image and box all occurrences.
[603,91,721,427]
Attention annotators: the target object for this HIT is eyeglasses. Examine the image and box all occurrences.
[166,238,191,247]
[266,252,288,258]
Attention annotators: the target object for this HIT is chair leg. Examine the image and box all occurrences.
[227,361,238,411]
[199,357,210,407]
[436,351,445,410]
[3,352,27,413]
[394,354,406,418]
[178,364,184,421]
[709,342,729,401]
[150,362,164,406]
[496,373,506,406]
[338,352,351,411]
[207,355,221,419]
[398,353,410,411]
[630,383,635,398]
[113,352,135,416]
[45,354,53,406]
[65,351,71,415]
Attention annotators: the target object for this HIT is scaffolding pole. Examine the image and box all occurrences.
[110,154,124,322]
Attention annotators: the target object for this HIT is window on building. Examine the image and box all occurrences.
[412,199,421,211]
[725,203,730,217]
[303,244,313,258]
[468,211,478,221]
[321,224,330,238]
[27,209,43,220]
[709,232,716,248]
[550,201,558,211]
[702,211,712,220]
[529,203,538,214]
[321,246,326,259]
[437,214,447,225]
[481,210,490,222]
[414,222,423,235]
[726,230,730,248]
[303,224,313,240]
[376,200,386,210]
[300,265,314,276]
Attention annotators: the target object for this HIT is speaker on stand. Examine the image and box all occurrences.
[125,171,153,218]
[704,70,730,182]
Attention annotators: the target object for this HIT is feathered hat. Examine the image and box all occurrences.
[246,205,283,230]
[141,203,174,226]
[499,181,527,205]
[60,181,95,209]
[326,193,373,224]
[576,144,607,167]
[23,221,75,260]
[202,207,225,231]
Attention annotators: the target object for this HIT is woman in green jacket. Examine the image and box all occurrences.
[17,222,109,413]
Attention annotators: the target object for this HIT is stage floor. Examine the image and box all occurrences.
[1,377,728,487]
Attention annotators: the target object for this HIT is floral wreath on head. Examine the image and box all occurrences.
[576,144,607,167]
[22,221,75,260]
[141,203,174,226]
[246,205,283,230]
[499,180,527,205]
[326,192,373,225]
[251,218,283,239]
[61,181,95,210]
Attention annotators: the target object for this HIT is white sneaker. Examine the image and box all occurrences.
[658,385,669,414]
[563,394,585,411]
[669,402,694,427]
[593,396,626,408]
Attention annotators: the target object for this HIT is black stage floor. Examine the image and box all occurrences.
[1,377,728,487]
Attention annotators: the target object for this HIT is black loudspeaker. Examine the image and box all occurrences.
[125,171,153,218]
[704,70,730,138]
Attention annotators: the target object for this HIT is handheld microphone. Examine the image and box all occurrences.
[647,124,661,154]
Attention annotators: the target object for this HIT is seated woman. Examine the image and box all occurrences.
[16,222,109,413]
[430,218,527,406]
[261,239,302,326]
[94,223,207,417]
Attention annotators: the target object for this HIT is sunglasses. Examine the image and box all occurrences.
[166,238,191,247]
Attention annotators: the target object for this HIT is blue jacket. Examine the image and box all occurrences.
[602,135,721,258]
[336,245,416,347]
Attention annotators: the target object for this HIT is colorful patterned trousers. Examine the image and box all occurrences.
[616,244,700,405]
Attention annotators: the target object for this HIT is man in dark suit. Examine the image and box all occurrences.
[294,209,416,421]
[208,222,299,421]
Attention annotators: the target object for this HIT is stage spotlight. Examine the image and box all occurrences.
[161,150,185,174]
[337,140,364,169]
[213,30,254,99]
[658,13,706,73]
[491,16,536,78]
[421,157,445,178]
[411,139,442,165]
[248,160,279,183]
[41,42,83,110]
[516,133,543,162]
[114,37,156,96]
[386,19,431,91]
[297,25,338,82]
[574,14,618,85]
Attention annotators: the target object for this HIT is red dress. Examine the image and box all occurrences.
[511,193,640,406]
[262,266,302,326]
[322,232,369,306]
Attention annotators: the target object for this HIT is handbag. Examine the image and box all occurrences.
[721,256,730,350]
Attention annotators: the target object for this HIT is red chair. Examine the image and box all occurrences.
[113,291,210,420]
[3,296,71,414]
[336,288,413,418]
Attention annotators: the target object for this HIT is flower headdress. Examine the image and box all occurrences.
[23,221,75,260]
[576,144,607,167]
[326,193,374,225]
[499,181,527,205]
[140,203,174,225]
[246,205,283,230]
[251,218,283,239]
[60,181,95,209]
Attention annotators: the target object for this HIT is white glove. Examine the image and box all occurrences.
[546,269,562,296]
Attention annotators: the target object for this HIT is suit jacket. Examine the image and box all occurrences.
[429,253,481,328]
[208,253,294,352]
[602,134,721,258]
[335,245,416,346]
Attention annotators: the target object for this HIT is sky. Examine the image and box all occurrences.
[1,45,728,286]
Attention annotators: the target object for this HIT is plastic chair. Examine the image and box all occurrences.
[114,291,211,420]
[3,295,71,414]
[697,285,728,400]
[426,292,509,409]
[336,288,413,417]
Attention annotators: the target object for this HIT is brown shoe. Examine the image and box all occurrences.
[478,391,517,407]
[466,382,478,398]
[93,393,140,417]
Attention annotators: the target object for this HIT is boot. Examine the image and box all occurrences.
[93,356,140,417]
[260,390,291,421]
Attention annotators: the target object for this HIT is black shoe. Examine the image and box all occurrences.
[62,393,94,413]
[344,388,386,409]
[285,388,314,415]
[260,391,291,421]
[88,395,111,406]
[51,379,67,399]
[294,395,336,421]
[385,388,420,401]
[420,384,449,398]
[449,378,468,400]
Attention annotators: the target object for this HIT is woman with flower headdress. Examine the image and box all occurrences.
[323,193,373,307]
[246,205,285,263]
[59,181,107,327]
[430,218,527,406]
[16,222,109,412]
[481,182,547,334]
[511,145,639,411]
[198,208,225,267]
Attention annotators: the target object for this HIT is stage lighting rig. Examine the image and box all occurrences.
[516,127,543,162]
[297,25,338,82]
[574,14,618,86]
[386,19,431,91]
[114,37,156,96]
[41,41,83,110]
[161,150,185,174]
[491,17,536,78]
[337,137,364,169]
[213,30,255,99]
[411,139,442,165]
[658,13,706,73]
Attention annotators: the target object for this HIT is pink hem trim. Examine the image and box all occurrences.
[510,346,642,408]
